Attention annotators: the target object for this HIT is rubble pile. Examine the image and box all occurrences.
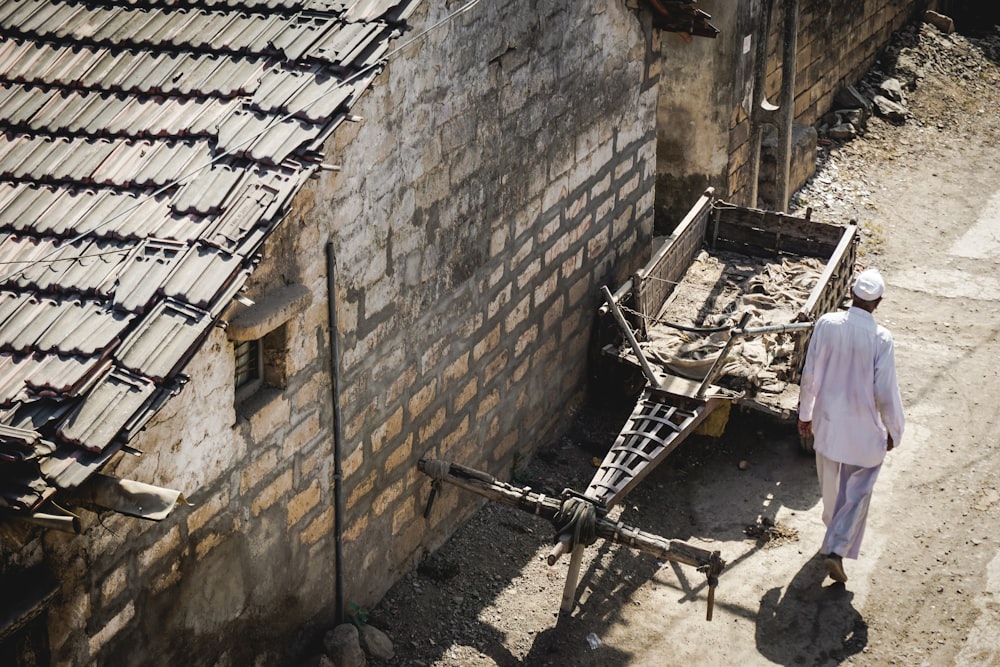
[817,16,1000,142]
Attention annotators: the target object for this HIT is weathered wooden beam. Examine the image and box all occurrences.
[418,458,725,619]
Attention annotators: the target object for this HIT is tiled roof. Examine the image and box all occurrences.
[0,0,420,520]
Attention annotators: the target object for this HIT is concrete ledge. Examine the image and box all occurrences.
[226,283,312,341]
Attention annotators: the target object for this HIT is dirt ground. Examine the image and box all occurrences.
[367,20,1000,667]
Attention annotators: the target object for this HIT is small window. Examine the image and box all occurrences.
[226,283,310,410]
[233,325,287,405]
[234,339,261,391]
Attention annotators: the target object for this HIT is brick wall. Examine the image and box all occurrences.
[10,1,662,664]
[313,0,660,607]
[727,0,927,206]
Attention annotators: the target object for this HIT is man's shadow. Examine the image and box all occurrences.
[756,552,868,666]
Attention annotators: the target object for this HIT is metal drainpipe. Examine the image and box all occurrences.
[776,0,800,212]
[325,240,346,626]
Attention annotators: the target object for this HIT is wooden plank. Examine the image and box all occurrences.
[789,224,859,380]
[708,226,840,258]
[635,188,715,323]
[713,203,845,247]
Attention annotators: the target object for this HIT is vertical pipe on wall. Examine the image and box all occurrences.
[748,0,775,208]
[775,0,799,212]
[325,240,346,626]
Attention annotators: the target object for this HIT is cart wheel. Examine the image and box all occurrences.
[799,433,815,454]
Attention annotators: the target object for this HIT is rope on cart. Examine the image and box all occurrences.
[553,496,600,549]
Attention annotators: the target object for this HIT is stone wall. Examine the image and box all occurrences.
[727,0,929,207]
[655,0,927,226]
[312,0,660,608]
[4,1,662,664]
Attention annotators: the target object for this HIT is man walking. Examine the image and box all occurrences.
[797,268,905,583]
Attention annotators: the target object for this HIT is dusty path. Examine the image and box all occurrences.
[370,22,1000,667]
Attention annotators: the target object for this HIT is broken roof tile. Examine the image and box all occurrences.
[161,243,242,308]
[171,163,243,214]
[115,298,212,382]
[56,367,156,452]
[104,239,186,313]
[0,0,421,518]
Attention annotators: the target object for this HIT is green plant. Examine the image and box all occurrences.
[347,601,369,629]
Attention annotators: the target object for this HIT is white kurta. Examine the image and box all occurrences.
[798,307,905,467]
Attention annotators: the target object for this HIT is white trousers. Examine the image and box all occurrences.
[815,452,882,560]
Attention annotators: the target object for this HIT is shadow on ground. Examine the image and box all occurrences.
[756,553,868,666]
[371,394,826,666]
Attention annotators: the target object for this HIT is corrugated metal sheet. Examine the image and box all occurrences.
[0,0,422,520]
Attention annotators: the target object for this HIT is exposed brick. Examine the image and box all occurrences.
[407,377,438,420]
[542,177,568,213]
[454,377,477,411]
[371,477,405,517]
[514,324,538,359]
[187,488,229,535]
[477,388,500,420]
[420,336,449,374]
[195,532,224,560]
[515,257,541,290]
[504,294,531,334]
[483,349,510,386]
[487,263,506,289]
[440,415,470,451]
[418,406,447,442]
[249,394,291,443]
[283,411,322,460]
[87,601,135,656]
[251,469,293,517]
[385,435,414,474]
[392,500,418,536]
[386,365,417,406]
[566,190,587,223]
[561,247,584,281]
[511,357,531,384]
[100,566,128,604]
[139,524,181,570]
[342,510,367,543]
[618,171,640,201]
[372,405,404,453]
[533,272,558,307]
[587,228,609,261]
[488,283,512,320]
[473,323,501,361]
[513,198,541,240]
[543,231,570,267]
[542,295,566,333]
[301,506,335,545]
[342,442,364,478]
[347,469,377,508]
[591,172,612,200]
[443,352,470,383]
[612,205,634,241]
[288,480,322,527]
[614,155,635,182]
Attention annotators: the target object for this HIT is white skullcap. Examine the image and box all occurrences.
[852,268,885,301]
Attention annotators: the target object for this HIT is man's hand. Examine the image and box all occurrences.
[797,419,812,439]
[887,433,894,451]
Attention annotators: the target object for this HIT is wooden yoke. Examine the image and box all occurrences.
[418,458,725,621]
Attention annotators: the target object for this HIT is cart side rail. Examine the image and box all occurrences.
[789,223,859,380]
[632,187,716,337]
[709,202,846,258]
